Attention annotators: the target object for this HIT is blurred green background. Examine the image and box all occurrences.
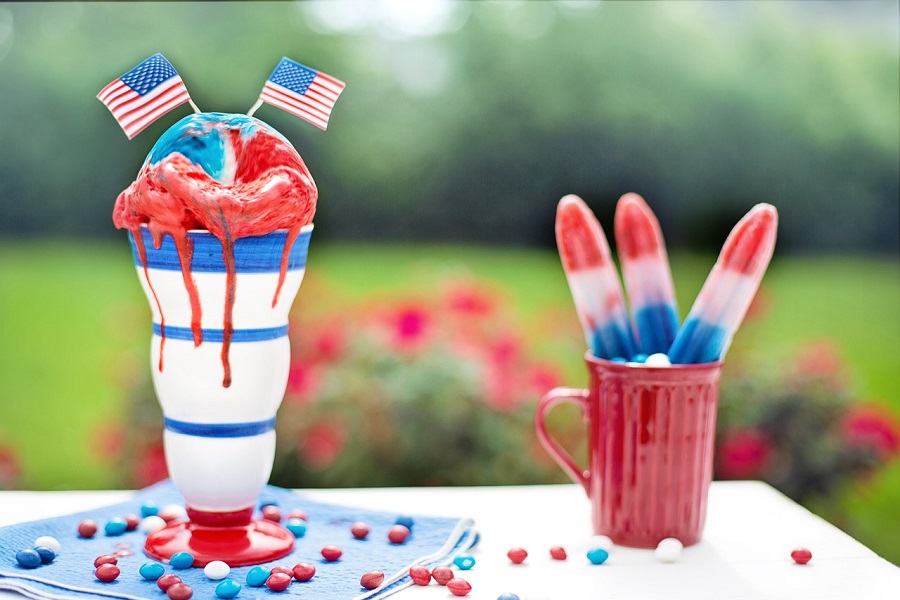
[0,1,897,560]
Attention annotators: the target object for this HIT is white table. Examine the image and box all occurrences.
[1,482,897,599]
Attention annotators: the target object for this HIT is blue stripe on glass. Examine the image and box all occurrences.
[164,417,276,438]
[152,323,288,342]
[129,226,312,273]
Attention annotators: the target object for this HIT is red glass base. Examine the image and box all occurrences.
[145,516,295,567]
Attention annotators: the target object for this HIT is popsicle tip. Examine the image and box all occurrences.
[720,203,779,274]
[555,194,609,270]
[614,192,663,259]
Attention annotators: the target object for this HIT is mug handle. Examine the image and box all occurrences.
[535,387,591,495]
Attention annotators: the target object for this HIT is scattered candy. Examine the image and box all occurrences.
[114,548,134,557]
[395,516,414,529]
[93,554,118,568]
[388,524,410,544]
[204,560,231,580]
[453,554,476,570]
[287,509,308,521]
[262,505,283,522]
[409,565,432,585]
[654,538,683,563]
[94,563,120,582]
[432,566,454,585]
[321,545,342,561]
[104,518,127,537]
[140,561,166,580]
[629,353,649,364]
[588,535,614,551]
[587,547,609,565]
[34,546,56,564]
[507,548,528,564]
[350,522,370,540]
[125,514,141,531]
[160,504,188,522]
[140,501,159,517]
[167,582,194,600]
[246,566,270,587]
[360,570,385,590]
[266,572,292,592]
[170,551,195,569]
[270,566,294,577]
[15,549,41,569]
[285,518,307,538]
[645,352,671,367]
[791,547,812,565]
[292,562,316,582]
[447,577,473,596]
[77,519,98,538]
[215,579,242,599]
[550,546,567,560]
[498,595,521,600]
[140,515,167,534]
[157,574,182,592]
[34,536,60,554]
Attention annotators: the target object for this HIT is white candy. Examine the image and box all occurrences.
[34,536,61,554]
[204,560,231,580]
[645,353,671,367]
[139,515,167,534]
[162,504,188,520]
[655,537,683,562]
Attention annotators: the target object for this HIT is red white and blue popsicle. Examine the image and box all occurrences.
[556,195,636,360]
[668,203,778,364]
[614,193,680,355]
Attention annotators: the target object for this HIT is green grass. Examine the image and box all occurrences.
[1,240,897,491]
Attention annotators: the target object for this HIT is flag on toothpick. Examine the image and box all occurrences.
[253,58,346,130]
[97,53,195,139]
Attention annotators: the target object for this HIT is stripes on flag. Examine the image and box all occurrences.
[257,58,345,130]
[97,54,192,139]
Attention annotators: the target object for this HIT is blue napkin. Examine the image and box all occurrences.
[0,481,477,599]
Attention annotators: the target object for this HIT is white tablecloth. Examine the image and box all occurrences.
[1,481,897,599]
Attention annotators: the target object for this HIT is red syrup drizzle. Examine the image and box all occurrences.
[113,118,317,388]
[131,231,166,372]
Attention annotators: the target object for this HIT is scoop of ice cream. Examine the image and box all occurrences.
[113,112,317,241]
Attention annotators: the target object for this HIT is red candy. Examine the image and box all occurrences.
[432,566,454,585]
[321,545,343,562]
[166,583,193,600]
[360,570,385,590]
[157,574,183,592]
[125,514,141,531]
[507,547,528,564]
[94,564,120,583]
[292,562,316,582]
[270,565,293,577]
[447,577,473,596]
[262,505,283,522]
[288,509,308,521]
[93,554,117,568]
[388,524,410,544]
[550,546,567,560]
[266,572,292,592]
[409,565,432,586]
[78,519,98,538]
[791,547,813,565]
[351,522,370,540]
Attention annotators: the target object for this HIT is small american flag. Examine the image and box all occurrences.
[256,58,345,130]
[97,54,192,139]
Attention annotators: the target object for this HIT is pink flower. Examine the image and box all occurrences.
[300,421,347,470]
[716,428,774,480]
[0,445,20,488]
[135,442,168,488]
[286,363,320,402]
[842,404,900,460]
[794,340,846,380]
[527,362,562,395]
[90,422,125,463]
[445,282,497,317]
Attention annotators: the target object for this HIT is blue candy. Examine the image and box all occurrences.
[104,518,127,536]
[139,562,166,580]
[16,549,41,569]
[395,515,414,529]
[498,595,521,600]
[453,554,476,570]
[246,566,270,587]
[140,501,159,518]
[587,547,609,565]
[629,353,649,364]
[216,579,242,598]
[169,551,195,569]
[285,518,307,538]
[34,546,55,564]
[611,356,628,363]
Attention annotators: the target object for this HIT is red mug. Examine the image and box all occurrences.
[535,353,722,548]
